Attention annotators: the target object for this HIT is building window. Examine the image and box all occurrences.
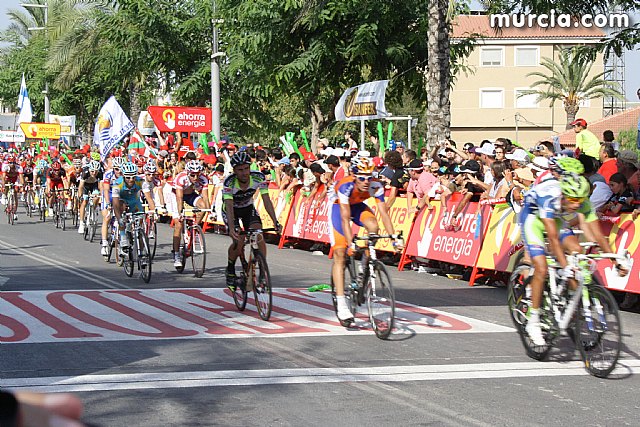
[515,89,539,108]
[515,47,539,66]
[480,47,504,66]
[480,88,504,108]
[579,98,591,108]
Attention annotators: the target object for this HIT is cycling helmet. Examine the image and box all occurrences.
[90,152,101,161]
[134,156,147,167]
[6,154,16,163]
[88,160,101,172]
[143,162,157,173]
[230,152,251,168]
[51,161,61,171]
[559,173,590,199]
[112,157,125,168]
[185,160,203,173]
[549,156,584,175]
[121,162,137,176]
[73,158,82,167]
[350,156,375,175]
[37,159,48,169]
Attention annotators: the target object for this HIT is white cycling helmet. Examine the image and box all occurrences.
[143,161,157,173]
[88,160,101,172]
[121,161,137,176]
[112,157,125,168]
[185,160,203,173]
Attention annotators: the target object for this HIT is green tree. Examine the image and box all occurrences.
[521,47,624,129]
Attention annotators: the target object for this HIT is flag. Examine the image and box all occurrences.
[17,73,33,124]
[93,96,134,160]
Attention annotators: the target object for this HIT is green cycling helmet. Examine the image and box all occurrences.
[559,173,590,199]
[554,156,584,175]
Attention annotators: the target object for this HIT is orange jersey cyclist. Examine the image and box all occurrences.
[329,155,401,325]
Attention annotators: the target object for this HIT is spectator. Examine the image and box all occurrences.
[344,131,358,151]
[598,143,617,183]
[603,173,635,214]
[289,152,302,173]
[616,150,640,196]
[306,162,328,202]
[383,150,409,209]
[447,160,484,230]
[406,159,438,215]
[578,154,606,185]
[394,140,406,157]
[484,161,510,199]
[474,142,496,188]
[602,129,619,151]
[532,141,555,158]
[591,179,613,212]
[402,149,417,165]
[494,145,506,162]
[570,118,600,160]
[462,143,474,159]
[325,154,346,183]
[505,148,530,170]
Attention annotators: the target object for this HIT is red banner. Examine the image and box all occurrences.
[404,195,489,266]
[283,191,333,243]
[147,106,212,133]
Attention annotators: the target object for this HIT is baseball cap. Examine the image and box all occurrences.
[227,143,237,150]
[476,143,496,156]
[505,148,529,163]
[277,157,291,165]
[406,159,424,171]
[463,143,475,151]
[527,156,549,172]
[570,118,587,127]
[617,150,639,169]
[514,167,535,182]
[459,160,481,174]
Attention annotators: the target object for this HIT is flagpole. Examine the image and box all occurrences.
[21,1,49,123]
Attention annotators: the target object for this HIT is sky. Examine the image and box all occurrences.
[1,0,639,101]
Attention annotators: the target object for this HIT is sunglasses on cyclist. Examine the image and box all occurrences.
[565,196,585,204]
[124,176,136,180]
[355,175,373,182]
[113,168,121,172]
[189,173,199,178]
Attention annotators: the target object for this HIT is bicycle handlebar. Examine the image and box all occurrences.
[352,232,402,242]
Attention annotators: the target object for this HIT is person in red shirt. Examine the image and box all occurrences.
[598,143,617,183]
[175,132,194,160]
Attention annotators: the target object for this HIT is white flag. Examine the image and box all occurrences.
[334,80,390,121]
[17,73,33,124]
[93,96,134,160]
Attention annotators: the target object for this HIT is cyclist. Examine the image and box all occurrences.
[172,159,210,267]
[519,157,627,346]
[142,160,166,213]
[45,161,67,217]
[329,155,401,324]
[100,157,123,256]
[77,160,103,234]
[1,154,25,221]
[112,162,156,253]
[223,152,280,290]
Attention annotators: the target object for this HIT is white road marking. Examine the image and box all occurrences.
[0,288,512,343]
[0,238,128,289]
[4,360,640,393]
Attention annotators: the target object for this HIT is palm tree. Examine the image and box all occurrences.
[522,47,623,129]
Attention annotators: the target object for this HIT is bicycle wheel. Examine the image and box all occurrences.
[508,263,553,360]
[123,233,135,277]
[105,219,115,262]
[191,225,206,278]
[366,260,395,339]
[252,251,272,321]
[59,198,66,231]
[330,256,358,326]
[137,229,152,283]
[25,192,33,217]
[574,282,622,378]
[89,205,98,242]
[233,271,248,311]
[147,218,157,260]
[7,194,14,225]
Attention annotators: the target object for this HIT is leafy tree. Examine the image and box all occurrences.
[521,47,624,129]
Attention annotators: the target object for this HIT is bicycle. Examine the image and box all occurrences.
[37,185,48,222]
[23,183,35,218]
[119,211,152,283]
[103,211,121,264]
[69,185,80,228]
[330,233,401,339]
[83,191,101,242]
[508,242,628,378]
[4,183,20,225]
[231,227,276,321]
[51,188,68,230]
[175,208,210,278]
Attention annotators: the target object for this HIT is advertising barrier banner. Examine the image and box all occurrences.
[255,187,294,232]
[148,106,212,133]
[475,204,522,273]
[283,191,332,243]
[594,214,640,294]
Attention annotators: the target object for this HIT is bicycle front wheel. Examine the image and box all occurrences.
[123,235,134,277]
[252,251,272,321]
[7,195,14,225]
[89,205,98,242]
[366,261,395,339]
[148,218,157,260]
[59,198,66,231]
[191,225,206,278]
[574,283,622,378]
[137,229,152,283]
[25,192,33,217]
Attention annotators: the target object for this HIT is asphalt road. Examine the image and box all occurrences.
[1,206,639,427]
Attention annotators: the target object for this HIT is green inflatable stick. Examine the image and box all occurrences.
[386,122,394,148]
[377,122,385,152]
[61,152,72,165]
[300,130,310,152]
[199,134,210,155]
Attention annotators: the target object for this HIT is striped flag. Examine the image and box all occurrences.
[17,73,33,124]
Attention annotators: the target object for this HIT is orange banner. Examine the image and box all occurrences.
[19,122,61,139]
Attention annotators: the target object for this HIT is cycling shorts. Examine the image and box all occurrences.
[520,213,574,259]
[82,182,100,199]
[183,192,202,207]
[48,181,64,192]
[222,205,262,231]
[116,197,143,214]
[329,202,376,250]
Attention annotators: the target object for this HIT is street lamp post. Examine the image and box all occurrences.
[22,1,49,123]
[211,0,220,141]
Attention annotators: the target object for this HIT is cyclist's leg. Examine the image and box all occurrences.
[521,214,548,345]
[223,207,244,288]
[246,206,266,256]
[329,202,349,297]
